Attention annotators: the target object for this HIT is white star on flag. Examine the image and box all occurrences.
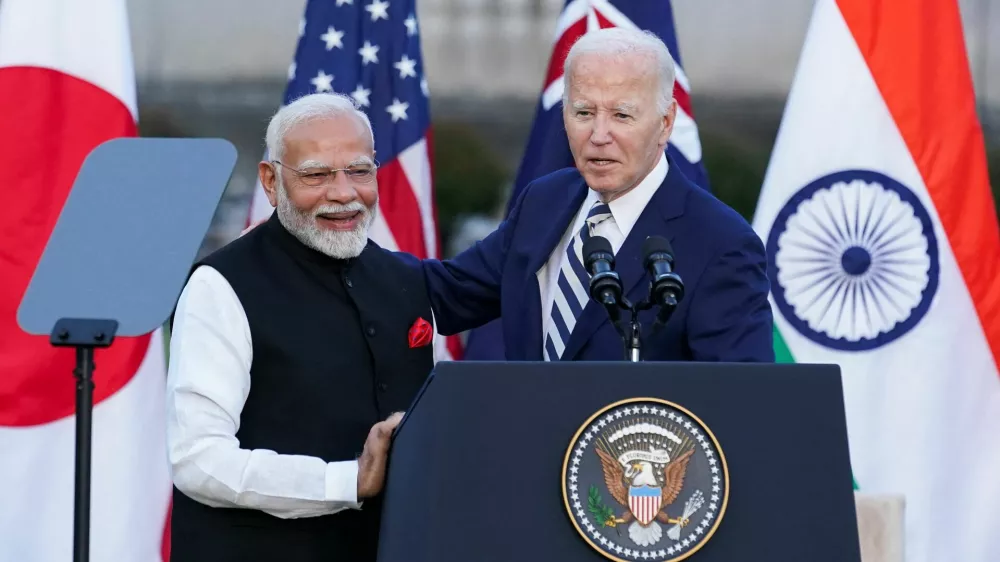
[358,41,379,65]
[311,70,334,92]
[386,98,409,122]
[365,0,389,21]
[298,17,306,36]
[287,62,296,80]
[393,54,417,79]
[351,85,372,107]
[420,77,428,96]
[404,14,417,36]
[320,26,344,49]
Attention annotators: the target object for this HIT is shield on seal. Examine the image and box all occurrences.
[628,485,662,526]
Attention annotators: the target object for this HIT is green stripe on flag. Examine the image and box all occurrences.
[773,325,795,363]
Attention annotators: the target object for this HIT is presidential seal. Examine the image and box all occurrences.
[562,398,728,562]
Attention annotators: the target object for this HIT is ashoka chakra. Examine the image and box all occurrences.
[766,170,939,351]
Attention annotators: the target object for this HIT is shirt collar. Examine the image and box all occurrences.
[600,151,668,237]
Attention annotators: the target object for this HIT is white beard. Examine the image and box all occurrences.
[275,179,376,259]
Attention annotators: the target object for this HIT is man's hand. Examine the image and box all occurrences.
[357,411,404,499]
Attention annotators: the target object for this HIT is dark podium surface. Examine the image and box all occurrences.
[377,361,860,562]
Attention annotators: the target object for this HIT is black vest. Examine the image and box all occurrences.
[169,214,435,562]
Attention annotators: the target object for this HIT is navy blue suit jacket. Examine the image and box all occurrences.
[409,156,774,362]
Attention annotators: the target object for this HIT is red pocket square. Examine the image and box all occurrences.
[408,317,433,348]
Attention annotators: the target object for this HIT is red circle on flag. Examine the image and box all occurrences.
[0,67,149,427]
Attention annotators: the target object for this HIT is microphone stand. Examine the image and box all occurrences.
[618,297,653,362]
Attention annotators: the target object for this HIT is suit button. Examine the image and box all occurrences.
[344,277,353,288]
[366,325,376,336]
[378,382,388,392]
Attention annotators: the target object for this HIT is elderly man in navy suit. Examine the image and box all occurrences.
[409,26,774,362]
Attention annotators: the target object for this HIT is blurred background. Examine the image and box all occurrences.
[129,0,1000,258]
[2,2,998,561]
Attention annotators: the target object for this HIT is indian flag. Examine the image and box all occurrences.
[751,0,1000,561]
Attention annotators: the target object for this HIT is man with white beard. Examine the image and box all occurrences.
[165,93,438,562]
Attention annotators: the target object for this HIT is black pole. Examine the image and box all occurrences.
[50,319,116,562]
[49,318,118,562]
[74,346,94,562]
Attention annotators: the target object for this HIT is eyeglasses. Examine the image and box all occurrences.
[272,160,379,186]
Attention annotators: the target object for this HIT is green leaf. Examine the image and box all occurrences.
[587,485,619,526]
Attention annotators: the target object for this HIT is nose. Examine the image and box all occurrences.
[590,113,613,145]
[323,174,358,203]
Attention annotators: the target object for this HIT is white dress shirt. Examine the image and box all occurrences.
[537,151,669,346]
[166,265,363,519]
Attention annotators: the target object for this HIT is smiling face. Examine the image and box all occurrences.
[258,112,378,258]
[563,50,675,202]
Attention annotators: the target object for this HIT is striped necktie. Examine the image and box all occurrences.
[544,201,614,361]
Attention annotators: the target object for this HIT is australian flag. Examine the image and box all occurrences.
[462,0,710,360]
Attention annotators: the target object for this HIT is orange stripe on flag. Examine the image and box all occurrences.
[837,0,1000,371]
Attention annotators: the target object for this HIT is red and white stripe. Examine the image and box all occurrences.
[628,493,661,526]
[0,0,171,560]
[539,0,702,164]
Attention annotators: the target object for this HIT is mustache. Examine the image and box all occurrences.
[312,201,371,217]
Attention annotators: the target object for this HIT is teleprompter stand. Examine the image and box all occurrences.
[17,137,237,562]
[51,318,118,562]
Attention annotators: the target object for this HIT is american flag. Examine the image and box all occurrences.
[247,0,462,361]
[463,0,710,360]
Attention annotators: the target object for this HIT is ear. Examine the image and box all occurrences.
[659,99,677,148]
[258,161,279,208]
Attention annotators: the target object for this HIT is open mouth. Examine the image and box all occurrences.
[588,158,618,167]
[316,210,362,230]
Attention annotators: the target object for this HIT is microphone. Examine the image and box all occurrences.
[642,236,685,331]
[583,235,623,328]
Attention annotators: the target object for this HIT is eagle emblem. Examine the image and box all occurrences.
[596,445,695,546]
[562,398,728,562]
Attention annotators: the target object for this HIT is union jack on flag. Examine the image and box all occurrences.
[463,0,710,360]
[248,0,462,360]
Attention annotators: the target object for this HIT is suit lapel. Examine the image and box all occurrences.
[525,177,590,277]
[516,176,589,361]
[559,163,690,361]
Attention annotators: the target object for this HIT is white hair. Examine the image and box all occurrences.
[562,27,676,115]
[265,92,375,162]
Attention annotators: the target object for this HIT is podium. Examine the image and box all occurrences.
[377,361,861,562]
